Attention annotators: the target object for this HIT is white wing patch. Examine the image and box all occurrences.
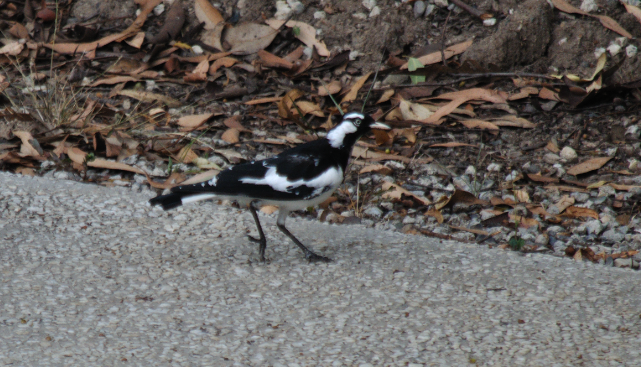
[208,176,218,186]
[181,193,216,205]
[240,166,343,198]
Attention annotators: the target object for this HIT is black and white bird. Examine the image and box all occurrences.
[149,112,390,262]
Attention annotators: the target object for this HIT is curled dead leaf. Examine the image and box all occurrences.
[567,157,612,176]
[194,0,224,29]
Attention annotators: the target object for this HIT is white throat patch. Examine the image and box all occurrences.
[327,117,362,148]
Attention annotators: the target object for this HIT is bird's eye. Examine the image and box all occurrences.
[353,118,362,126]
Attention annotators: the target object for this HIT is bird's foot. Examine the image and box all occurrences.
[305,251,332,263]
[247,235,267,262]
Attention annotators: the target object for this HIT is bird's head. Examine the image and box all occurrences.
[327,112,390,149]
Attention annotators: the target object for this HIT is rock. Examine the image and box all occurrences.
[597,185,616,197]
[425,4,435,16]
[585,220,604,235]
[274,1,292,20]
[364,206,383,218]
[369,6,381,17]
[543,153,560,164]
[313,11,326,19]
[601,229,625,243]
[434,0,449,7]
[287,0,305,14]
[559,146,577,161]
[414,1,426,17]
[362,0,377,10]
[571,192,590,203]
[465,165,477,176]
[487,163,502,172]
[614,258,633,268]
[579,0,598,12]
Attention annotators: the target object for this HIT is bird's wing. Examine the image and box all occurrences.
[171,143,342,201]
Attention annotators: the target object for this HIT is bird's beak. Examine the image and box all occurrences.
[370,122,391,130]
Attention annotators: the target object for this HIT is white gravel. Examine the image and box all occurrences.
[1,172,641,366]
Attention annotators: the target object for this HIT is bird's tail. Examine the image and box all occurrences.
[149,192,216,210]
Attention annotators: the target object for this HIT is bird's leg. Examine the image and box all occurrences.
[276,212,331,263]
[247,202,267,262]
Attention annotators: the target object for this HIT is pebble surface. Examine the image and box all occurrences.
[1,172,640,366]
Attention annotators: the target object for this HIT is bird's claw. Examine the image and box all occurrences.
[305,252,332,263]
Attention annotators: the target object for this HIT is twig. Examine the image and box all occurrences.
[440,10,452,67]
[450,0,486,19]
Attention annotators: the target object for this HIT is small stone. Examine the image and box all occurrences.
[626,45,637,57]
[487,163,502,172]
[362,0,377,10]
[465,165,476,176]
[597,185,616,197]
[559,146,578,161]
[369,6,380,17]
[153,3,164,16]
[434,0,448,7]
[571,192,590,203]
[413,1,426,17]
[287,0,305,14]
[352,12,367,20]
[601,229,624,242]
[580,0,598,12]
[424,4,435,16]
[585,220,604,235]
[543,153,560,164]
[364,206,383,218]
[313,11,326,19]
[402,216,416,225]
[613,258,633,268]
[274,1,292,20]
[535,234,549,246]
[547,205,561,216]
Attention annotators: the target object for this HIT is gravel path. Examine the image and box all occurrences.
[1,172,640,366]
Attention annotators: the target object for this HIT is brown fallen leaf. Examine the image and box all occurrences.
[90,75,139,87]
[12,131,44,159]
[146,172,186,189]
[458,119,499,130]
[429,142,477,148]
[341,73,372,104]
[88,158,144,174]
[545,185,589,193]
[0,42,24,56]
[146,0,185,44]
[567,157,612,176]
[400,40,473,69]
[376,89,395,104]
[209,56,238,74]
[539,87,562,101]
[173,146,198,164]
[435,189,488,211]
[278,89,305,118]
[244,97,282,105]
[118,90,181,107]
[221,128,240,144]
[549,0,632,38]
[490,115,536,128]
[223,115,251,132]
[291,101,325,117]
[257,50,293,69]
[194,0,224,29]
[623,2,641,24]
[381,181,431,206]
[352,146,424,164]
[609,183,641,191]
[265,19,330,56]
[421,88,507,125]
[527,174,559,183]
[184,59,209,82]
[44,0,162,57]
[564,206,599,219]
[399,98,433,121]
[317,80,342,96]
[425,208,444,224]
[15,167,36,176]
[508,87,539,100]
[554,195,575,213]
[359,164,393,175]
[260,205,279,214]
[224,23,278,55]
[177,113,215,130]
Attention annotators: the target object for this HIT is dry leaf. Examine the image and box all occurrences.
[550,0,632,38]
[146,0,185,44]
[376,89,395,104]
[0,42,24,56]
[564,206,599,219]
[449,225,489,236]
[223,115,250,132]
[508,87,539,100]
[623,2,641,24]
[177,113,214,130]
[265,19,330,56]
[359,164,393,175]
[381,181,431,206]
[44,0,162,57]
[514,190,530,203]
[184,59,209,82]
[490,115,536,128]
[609,183,641,191]
[399,99,434,121]
[317,80,342,96]
[435,189,488,210]
[425,208,444,224]
[244,96,282,105]
[173,146,198,164]
[221,128,240,143]
[527,174,559,183]
[554,195,575,213]
[458,119,499,130]
[194,0,223,29]
[12,131,43,158]
[257,50,293,69]
[567,157,612,176]
[181,170,221,185]
[260,205,279,214]
[278,89,305,118]
[429,142,477,148]
[209,56,238,74]
[421,88,507,124]
[118,90,181,107]
[400,40,473,69]
[224,23,278,55]
[88,158,144,174]
[90,76,139,87]
[146,172,186,189]
[341,73,372,104]
[352,146,418,164]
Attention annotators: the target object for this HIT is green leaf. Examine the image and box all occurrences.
[293,26,301,37]
[407,57,424,72]
[508,236,525,251]
[410,75,426,84]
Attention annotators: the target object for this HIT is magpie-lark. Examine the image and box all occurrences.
[149,112,390,262]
